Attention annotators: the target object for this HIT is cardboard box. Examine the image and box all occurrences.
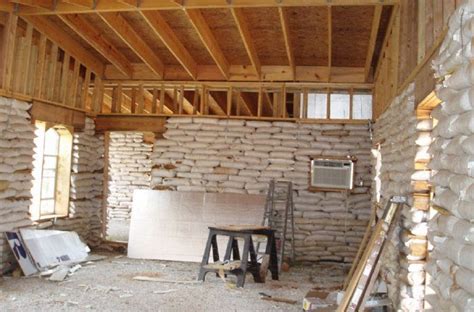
[302,291,338,312]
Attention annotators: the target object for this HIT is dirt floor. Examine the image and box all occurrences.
[0,253,347,312]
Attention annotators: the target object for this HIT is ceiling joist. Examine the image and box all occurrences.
[364,5,382,81]
[278,7,295,81]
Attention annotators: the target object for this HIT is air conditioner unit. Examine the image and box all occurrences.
[310,158,354,191]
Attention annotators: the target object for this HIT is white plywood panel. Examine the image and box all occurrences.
[127,190,265,262]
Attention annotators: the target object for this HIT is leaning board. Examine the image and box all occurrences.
[127,190,266,262]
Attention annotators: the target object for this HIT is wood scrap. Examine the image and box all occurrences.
[259,292,297,304]
[132,276,201,284]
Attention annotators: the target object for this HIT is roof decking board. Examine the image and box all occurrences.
[200,8,251,66]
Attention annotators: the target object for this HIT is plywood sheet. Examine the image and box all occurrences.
[127,190,265,262]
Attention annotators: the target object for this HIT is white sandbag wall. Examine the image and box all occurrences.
[151,117,372,262]
[51,118,104,247]
[373,84,432,310]
[425,5,474,311]
[0,97,35,273]
[106,132,152,233]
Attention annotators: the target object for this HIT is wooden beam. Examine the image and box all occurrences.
[30,100,86,130]
[99,12,164,78]
[33,34,47,97]
[62,0,94,8]
[13,1,401,15]
[95,114,167,133]
[59,13,133,78]
[207,93,226,116]
[140,10,198,80]
[279,7,295,81]
[0,13,17,90]
[104,63,367,83]
[364,5,382,81]
[185,9,230,79]
[23,15,105,75]
[231,8,261,78]
[327,6,332,82]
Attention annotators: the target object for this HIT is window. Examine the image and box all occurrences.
[330,92,350,119]
[306,92,327,119]
[31,121,73,221]
[352,93,373,119]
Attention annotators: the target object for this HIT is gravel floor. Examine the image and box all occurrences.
[0,253,347,312]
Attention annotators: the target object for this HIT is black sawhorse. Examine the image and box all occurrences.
[197,225,279,287]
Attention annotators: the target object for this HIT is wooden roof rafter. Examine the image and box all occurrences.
[4,0,400,15]
[364,5,382,81]
[98,11,165,78]
[278,7,295,81]
[140,10,198,80]
[58,13,133,77]
[185,9,230,80]
[231,8,261,78]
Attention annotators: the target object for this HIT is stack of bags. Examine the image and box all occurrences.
[149,117,373,262]
[426,3,474,311]
[0,97,35,272]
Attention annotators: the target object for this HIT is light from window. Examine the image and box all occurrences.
[352,94,373,119]
[330,92,350,119]
[31,121,72,221]
[303,92,327,119]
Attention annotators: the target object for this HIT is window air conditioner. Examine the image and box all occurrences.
[310,158,354,191]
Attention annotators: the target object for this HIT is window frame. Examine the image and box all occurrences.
[31,121,73,221]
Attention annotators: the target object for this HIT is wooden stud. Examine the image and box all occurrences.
[137,84,145,113]
[92,76,104,113]
[326,88,331,119]
[231,8,261,78]
[227,86,233,116]
[417,0,426,63]
[327,6,332,82]
[281,84,287,118]
[364,5,382,81]
[34,34,47,98]
[172,87,178,113]
[349,88,354,119]
[70,60,81,107]
[46,43,59,100]
[257,86,263,117]
[21,23,34,94]
[0,13,18,91]
[60,52,70,104]
[236,90,241,116]
[80,68,91,109]
[178,85,184,114]
[303,88,308,119]
[24,15,104,75]
[193,87,199,115]
[204,87,209,115]
[159,84,165,114]
[129,87,136,113]
[293,92,301,118]
[151,88,158,114]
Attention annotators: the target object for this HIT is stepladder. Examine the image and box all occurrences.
[257,180,296,272]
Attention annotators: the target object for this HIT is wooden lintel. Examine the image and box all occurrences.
[30,100,86,130]
[94,114,167,133]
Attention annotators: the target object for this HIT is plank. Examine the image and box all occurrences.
[0,13,18,90]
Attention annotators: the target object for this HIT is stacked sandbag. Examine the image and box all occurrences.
[373,84,432,311]
[0,97,34,272]
[150,117,372,262]
[106,132,152,228]
[425,4,474,311]
[52,118,104,247]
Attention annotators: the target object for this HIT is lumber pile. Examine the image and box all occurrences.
[151,117,373,262]
[426,4,474,311]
